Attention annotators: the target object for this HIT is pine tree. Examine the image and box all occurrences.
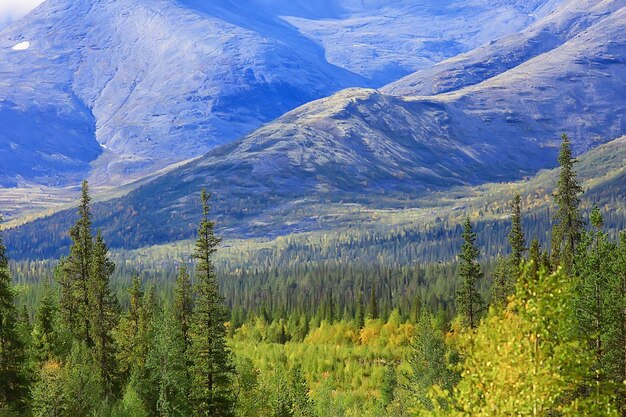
[456,217,484,329]
[58,180,94,343]
[89,231,120,395]
[0,219,29,413]
[552,134,584,275]
[189,189,235,416]
[174,264,193,352]
[508,193,527,270]
[368,284,379,320]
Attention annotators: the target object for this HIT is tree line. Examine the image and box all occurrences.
[0,134,625,416]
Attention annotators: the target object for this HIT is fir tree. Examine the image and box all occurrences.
[88,231,120,395]
[552,134,584,274]
[355,291,365,329]
[508,193,527,270]
[32,278,59,363]
[490,256,512,310]
[174,264,193,352]
[0,219,29,412]
[409,310,457,410]
[116,275,143,380]
[58,180,94,343]
[189,189,235,416]
[456,217,484,329]
[147,306,191,417]
[573,208,624,408]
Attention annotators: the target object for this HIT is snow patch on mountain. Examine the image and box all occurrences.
[10,41,29,50]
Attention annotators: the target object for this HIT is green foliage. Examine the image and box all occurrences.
[456,218,484,329]
[146,305,191,417]
[89,231,121,395]
[573,208,626,409]
[408,310,457,411]
[552,134,584,274]
[189,189,235,416]
[0,221,29,413]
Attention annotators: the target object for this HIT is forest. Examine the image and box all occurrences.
[1,134,625,416]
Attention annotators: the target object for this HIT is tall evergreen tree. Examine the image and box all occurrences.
[456,217,484,329]
[174,264,193,352]
[116,275,144,381]
[573,208,624,408]
[508,193,527,270]
[355,291,365,329]
[32,277,59,363]
[189,189,235,416]
[552,134,584,274]
[147,306,191,417]
[58,180,94,343]
[409,310,457,410]
[490,256,512,310]
[0,219,29,413]
[88,231,121,395]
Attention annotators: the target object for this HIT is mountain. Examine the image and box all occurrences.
[0,0,556,187]
[384,0,625,96]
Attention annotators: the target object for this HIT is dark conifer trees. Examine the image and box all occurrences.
[58,180,94,343]
[189,189,235,416]
[174,264,193,352]
[508,193,527,270]
[456,217,484,329]
[0,220,28,412]
[89,231,120,395]
[552,134,584,274]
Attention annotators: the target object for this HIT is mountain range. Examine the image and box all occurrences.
[0,0,551,187]
[2,0,626,260]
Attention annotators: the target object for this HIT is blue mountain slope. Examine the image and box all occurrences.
[0,0,554,187]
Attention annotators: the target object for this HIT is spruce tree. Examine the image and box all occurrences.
[508,193,527,270]
[116,275,143,381]
[456,217,484,329]
[32,278,59,363]
[58,180,94,343]
[409,310,457,410]
[552,134,584,275]
[174,264,193,352]
[147,306,191,417]
[0,220,29,412]
[88,231,120,395]
[491,256,512,310]
[573,208,624,408]
[355,291,365,329]
[189,189,235,416]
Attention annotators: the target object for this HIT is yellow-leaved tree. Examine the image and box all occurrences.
[418,265,619,417]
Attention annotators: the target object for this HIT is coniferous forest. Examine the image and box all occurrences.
[1,134,626,417]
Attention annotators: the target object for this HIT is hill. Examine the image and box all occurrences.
[0,0,547,187]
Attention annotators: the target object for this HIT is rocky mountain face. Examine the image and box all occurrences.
[0,0,554,186]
